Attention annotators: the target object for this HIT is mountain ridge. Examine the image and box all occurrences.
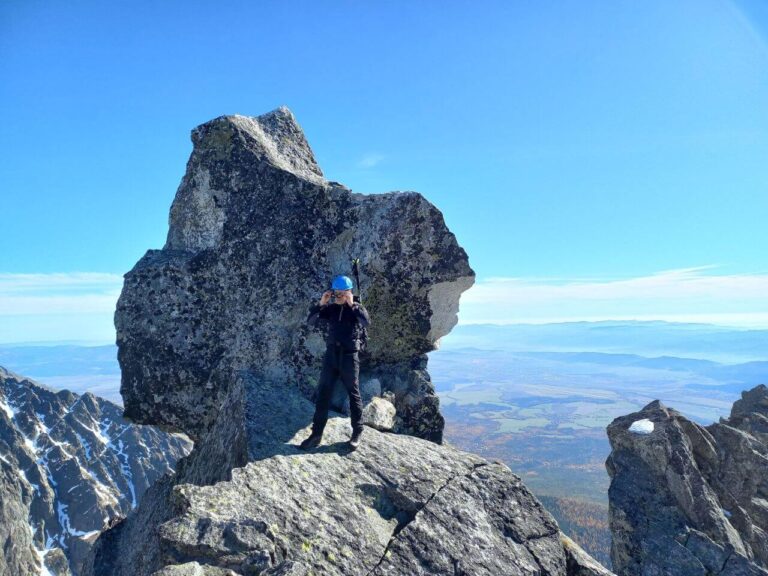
[84,107,612,576]
[0,365,191,575]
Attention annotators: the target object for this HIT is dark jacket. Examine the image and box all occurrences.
[307,301,371,352]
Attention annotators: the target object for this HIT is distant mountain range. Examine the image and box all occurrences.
[0,345,121,404]
[0,366,191,576]
[442,320,768,363]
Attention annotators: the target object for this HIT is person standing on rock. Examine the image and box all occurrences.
[300,275,371,451]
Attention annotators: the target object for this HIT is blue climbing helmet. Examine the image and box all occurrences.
[331,275,354,291]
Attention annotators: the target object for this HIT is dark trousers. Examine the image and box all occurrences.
[312,343,363,435]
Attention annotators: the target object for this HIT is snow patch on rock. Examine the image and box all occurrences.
[628,418,654,435]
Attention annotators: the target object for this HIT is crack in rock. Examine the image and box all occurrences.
[365,462,489,576]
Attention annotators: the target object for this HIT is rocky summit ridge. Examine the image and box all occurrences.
[84,107,612,576]
[607,384,768,576]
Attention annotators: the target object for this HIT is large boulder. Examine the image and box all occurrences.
[116,107,474,446]
[606,385,768,576]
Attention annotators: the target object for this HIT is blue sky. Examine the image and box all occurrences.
[2,0,768,342]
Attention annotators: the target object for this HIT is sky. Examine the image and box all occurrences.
[1,0,768,343]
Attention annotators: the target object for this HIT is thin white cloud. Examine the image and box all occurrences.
[3,268,767,344]
[458,268,768,328]
[0,272,123,315]
[0,273,123,343]
[357,153,385,169]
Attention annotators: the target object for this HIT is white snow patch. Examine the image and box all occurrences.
[92,479,119,505]
[64,397,82,415]
[45,436,73,458]
[37,452,58,488]
[17,468,38,492]
[88,423,109,444]
[35,413,50,434]
[76,462,119,505]
[29,522,56,576]
[14,465,39,493]
[57,501,94,538]
[75,432,92,460]
[108,438,137,508]
[0,396,17,419]
[98,418,112,444]
[24,435,38,453]
[629,418,655,435]
[34,545,55,576]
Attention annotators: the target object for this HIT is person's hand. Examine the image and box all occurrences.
[343,291,355,307]
[320,291,332,305]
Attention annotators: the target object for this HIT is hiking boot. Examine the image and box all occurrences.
[299,432,323,450]
[348,429,363,450]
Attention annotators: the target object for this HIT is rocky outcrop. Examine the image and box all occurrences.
[607,384,768,576]
[91,388,602,576]
[361,396,396,431]
[116,106,474,446]
[0,366,192,575]
[87,107,611,576]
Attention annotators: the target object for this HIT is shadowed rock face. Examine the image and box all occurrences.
[0,453,37,576]
[116,107,474,444]
[607,385,768,576]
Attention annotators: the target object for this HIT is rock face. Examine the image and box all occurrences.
[0,366,192,575]
[607,384,768,576]
[85,107,612,576]
[90,388,609,576]
[116,106,474,445]
[1,449,38,576]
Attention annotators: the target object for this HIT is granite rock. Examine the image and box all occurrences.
[0,448,38,576]
[607,385,768,575]
[86,108,610,576]
[88,372,610,576]
[560,535,616,576]
[142,416,569,576]
[361,397,396,431]
[116,106,474,445]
